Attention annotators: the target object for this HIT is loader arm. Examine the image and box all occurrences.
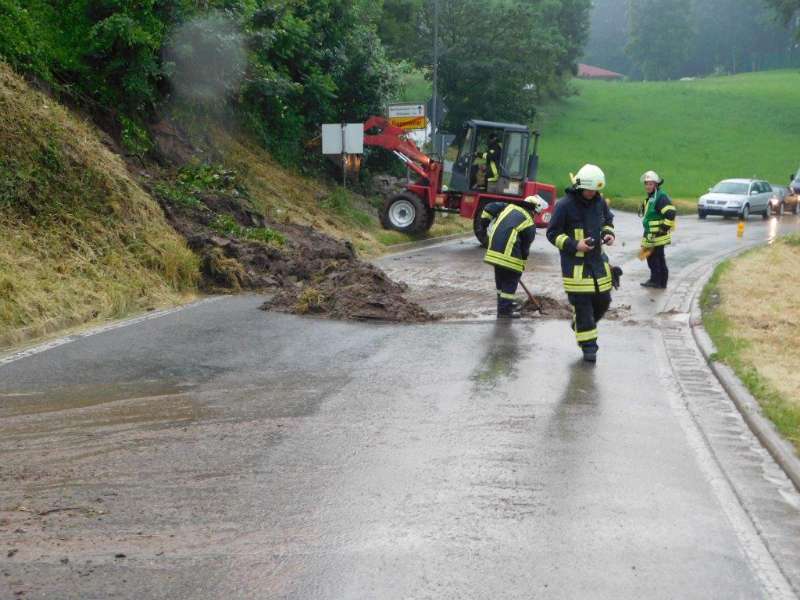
[363,116,434,182]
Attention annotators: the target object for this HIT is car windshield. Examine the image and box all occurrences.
[711,181,749,195]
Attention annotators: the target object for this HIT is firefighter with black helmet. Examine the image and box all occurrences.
[546,164,616,362]
[481,195,549,319]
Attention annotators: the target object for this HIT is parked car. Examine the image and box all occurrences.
[697,179,772,220]
[769,184,798,215]
[790,166,800,195]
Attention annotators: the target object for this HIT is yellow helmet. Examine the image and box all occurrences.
[570,164,606,191]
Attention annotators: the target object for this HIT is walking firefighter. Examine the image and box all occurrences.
[546,164,616,363]
[481,195,549,319]
[639,170,676,289]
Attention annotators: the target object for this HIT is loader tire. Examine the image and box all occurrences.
[380,193,431,234]
[473,206,489,248]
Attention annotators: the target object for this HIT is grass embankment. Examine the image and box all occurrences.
[537,71,800,203]
[0,63,198,348]
[701,235,800,453]
[211,128,469,257]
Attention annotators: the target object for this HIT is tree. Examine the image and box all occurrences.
[414,0,590,129]
[626,0,693,80]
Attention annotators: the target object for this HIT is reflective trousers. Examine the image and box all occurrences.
[647,245,668,287]
[568,291,611,350]
[494,267,521,315]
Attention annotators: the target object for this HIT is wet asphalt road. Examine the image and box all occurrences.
[2,211,800,599]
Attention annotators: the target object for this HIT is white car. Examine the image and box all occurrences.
[697,179,772,220]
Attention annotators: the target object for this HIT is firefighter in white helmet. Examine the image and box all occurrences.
[639,170,676,289]
[546,164,617,362]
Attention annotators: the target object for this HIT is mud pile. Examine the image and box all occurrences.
[145,125,432,323]
[264,261,432,322]
[519,296,573,319]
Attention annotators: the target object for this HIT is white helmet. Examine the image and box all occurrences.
[522,194,549,214]
[640,170,663,185]
[570,164,606,191]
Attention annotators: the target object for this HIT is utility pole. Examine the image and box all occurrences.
[431,0,439,154]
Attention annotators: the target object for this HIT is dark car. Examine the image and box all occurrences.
[769,184,798,215]
[791,167,800,195]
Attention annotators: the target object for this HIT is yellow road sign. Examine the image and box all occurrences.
[389,115,428,131]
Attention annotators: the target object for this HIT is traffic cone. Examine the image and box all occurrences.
[737,219,745,238]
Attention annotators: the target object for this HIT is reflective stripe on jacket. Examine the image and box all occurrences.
[546,188,615,294]
[641,189,676,248]
[481,202,535,273]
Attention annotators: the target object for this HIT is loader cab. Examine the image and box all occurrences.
[449,120,537,196]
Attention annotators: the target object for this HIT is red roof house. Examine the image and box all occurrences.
[577,64,625,80]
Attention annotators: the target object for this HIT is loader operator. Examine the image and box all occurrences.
[638,170,676,289]
[477,132,502,189]
[481,195,548,319]
[546,164,615,363]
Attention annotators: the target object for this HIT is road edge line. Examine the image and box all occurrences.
[688,264,800,495]
[0,296,222,368]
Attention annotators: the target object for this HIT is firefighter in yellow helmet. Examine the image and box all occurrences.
[639,170,676,289]
[546,164,616,362]
[480,195,549,318]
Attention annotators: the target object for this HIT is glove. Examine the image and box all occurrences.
[611,266,623,290]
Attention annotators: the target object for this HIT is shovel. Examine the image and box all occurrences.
[519,279,543,314]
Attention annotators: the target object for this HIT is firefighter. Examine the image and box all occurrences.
[546,164,615,363]
[478,133,502,188]
[481,195,548,319]
[639,170,676,289]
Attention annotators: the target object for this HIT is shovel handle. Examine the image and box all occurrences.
[519,279,543,313]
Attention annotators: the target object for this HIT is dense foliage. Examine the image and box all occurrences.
[378,0,591,129]
[0,0,400,164]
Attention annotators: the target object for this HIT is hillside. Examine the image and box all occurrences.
[0,63,461,347]
[0,63,198,347]
[536,70,800,200]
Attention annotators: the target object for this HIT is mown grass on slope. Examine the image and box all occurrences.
[537,71,800,201]
[210,128,469,257]
[0,63,198,348]
[701,235,800,453]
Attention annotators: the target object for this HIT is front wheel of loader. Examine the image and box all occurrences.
[380,193,431,234]
[473,207,489,248]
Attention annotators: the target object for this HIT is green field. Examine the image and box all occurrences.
[536,71,800,201]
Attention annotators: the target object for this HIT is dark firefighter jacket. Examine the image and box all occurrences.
[481,202,535,273]
[640,189,676,248]
[480,140,502,181]
[546,188,615,294]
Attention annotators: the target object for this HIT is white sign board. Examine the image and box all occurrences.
[321,123,364,154]
[388,103,425,118]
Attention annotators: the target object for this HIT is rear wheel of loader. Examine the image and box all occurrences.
[473,207,489,248]
[380,193,431,234]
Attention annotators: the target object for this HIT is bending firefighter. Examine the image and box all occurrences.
[546,164,616,363]
[639,170,676,289]
[481,195,549,319]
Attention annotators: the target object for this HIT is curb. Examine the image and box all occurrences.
[689,268,800,494]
